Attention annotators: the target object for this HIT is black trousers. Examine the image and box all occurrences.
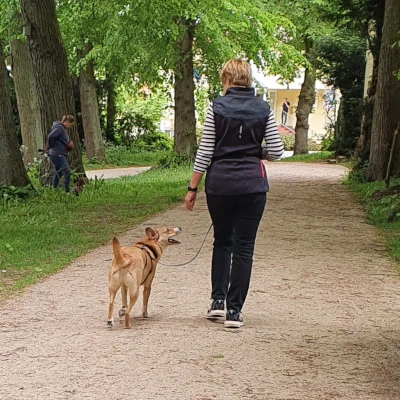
[206,193,267,313]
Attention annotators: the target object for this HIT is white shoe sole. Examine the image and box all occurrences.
[206,310,225,319]
[224,320,244,328]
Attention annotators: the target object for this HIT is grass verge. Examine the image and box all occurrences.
[84,149,171,170]
[345,176,400,264]
[279,151,334,163]
[0,166,194,299]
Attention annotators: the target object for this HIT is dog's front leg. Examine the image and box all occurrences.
[142,285,151,318]
[119,285,128,318]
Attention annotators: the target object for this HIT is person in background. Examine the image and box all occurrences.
[282,98,290,125]
[184,59,284,329]
[47,115,75,193]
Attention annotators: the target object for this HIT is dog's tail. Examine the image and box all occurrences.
[112,237,130,268]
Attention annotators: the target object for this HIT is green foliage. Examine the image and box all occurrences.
[113,110,173,151]
[280,135,295,150]
[155,151,192,169]
[345,177,400,262]
[317,31,366,156]
[280,151,333,163]
[132,131,173,152]
[346,159,368,183]
[84,144,172,167]
[0,184,34,203]
[321,131,334,151]
[114,112,157,143]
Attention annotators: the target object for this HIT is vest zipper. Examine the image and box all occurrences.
[239,125,242,139]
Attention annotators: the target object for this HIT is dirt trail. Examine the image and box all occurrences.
[1,162,400,400]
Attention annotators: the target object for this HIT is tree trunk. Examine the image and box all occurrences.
[173,20,196,159]
[294,38,316,155]
[19,0,85,174]
[365,0,400,181]
[10,33,42,166]
[355,0,385,160]
[0,42,31,187]
[78,42,105,162]
[105,71,116,143]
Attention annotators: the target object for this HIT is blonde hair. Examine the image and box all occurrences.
[220,59,252,87]
[61,115,75,123]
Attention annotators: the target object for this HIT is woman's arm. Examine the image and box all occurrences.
[263,111,284,161]
[185,104,216,211]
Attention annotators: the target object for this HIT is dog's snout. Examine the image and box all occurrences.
[174,227,182,234]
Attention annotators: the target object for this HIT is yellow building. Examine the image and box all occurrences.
[253,71,337,141]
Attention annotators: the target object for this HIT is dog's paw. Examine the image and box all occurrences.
[118,308,126,318]
[107,320,114,328]
[142,312,150,318]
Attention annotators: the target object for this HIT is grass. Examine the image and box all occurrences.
[0,165,194,299]
[345,176,400,263]
[279,151,334,163]
[84,149,172,170]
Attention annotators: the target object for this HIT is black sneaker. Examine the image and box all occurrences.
[206,300,225,319]
[224,310,244,328]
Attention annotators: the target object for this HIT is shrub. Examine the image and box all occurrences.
[155,151,192,169]
[132,131,173,152]
[280,135,295,150]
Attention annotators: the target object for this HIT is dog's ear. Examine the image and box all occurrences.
[145,227,159,240]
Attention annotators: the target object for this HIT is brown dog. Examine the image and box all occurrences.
[107,226,182,328]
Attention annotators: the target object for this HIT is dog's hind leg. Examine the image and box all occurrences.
[124,285,139,329]
[107,287,118,328]
[119,285,128,318]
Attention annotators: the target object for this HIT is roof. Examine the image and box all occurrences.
[252,67,328,91]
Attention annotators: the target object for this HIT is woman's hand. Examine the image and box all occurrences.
[185,191,197,211]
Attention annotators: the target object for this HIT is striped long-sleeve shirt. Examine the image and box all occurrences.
[194,103,284,173]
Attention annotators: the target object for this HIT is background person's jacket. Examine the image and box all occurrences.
[205,87,271,195]
[47,122,70,157]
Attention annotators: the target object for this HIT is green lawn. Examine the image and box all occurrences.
[345,176,400,264]
[84,149,172,170]
[0,166,193,298]
[279,151,334,162]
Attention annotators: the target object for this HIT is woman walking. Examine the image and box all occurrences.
[185,59,283,329]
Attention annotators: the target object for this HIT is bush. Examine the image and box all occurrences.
[0,184,35,202]
[280,135,295,150]
[307,141,322,151]
[132,131,173,152]
[155,151,192,169]
[347,159,368,183]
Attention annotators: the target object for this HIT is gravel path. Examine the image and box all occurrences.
[85,166,150,180]
[1,162,400,400]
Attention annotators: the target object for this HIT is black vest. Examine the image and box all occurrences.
[205,87,270,195]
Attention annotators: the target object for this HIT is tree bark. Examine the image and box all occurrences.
[366,0,400,181]
[105,71,116,143]
[78,42,105,162]
[173,20,197,159]
[0,41,31,187]
[10,33,42,166]
[19,0,85,174]
[294,38,316,155]
[355,0,385,160]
